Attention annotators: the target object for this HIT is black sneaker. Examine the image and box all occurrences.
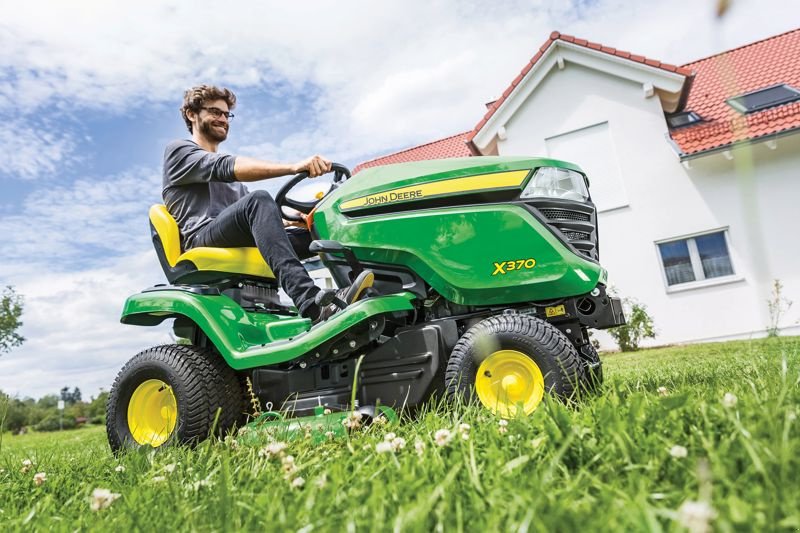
[313,270,375,324]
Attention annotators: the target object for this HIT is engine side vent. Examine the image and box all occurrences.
[538,208,590,222]
[526,199,599,261]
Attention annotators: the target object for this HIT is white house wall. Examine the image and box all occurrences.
[496,61,793,346]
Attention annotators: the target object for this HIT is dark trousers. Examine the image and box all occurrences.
[189,190,319,316]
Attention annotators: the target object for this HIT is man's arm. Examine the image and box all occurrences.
[233,155,332,182]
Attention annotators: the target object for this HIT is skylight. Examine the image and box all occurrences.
[666,111,702,129]
[726,84,800,114]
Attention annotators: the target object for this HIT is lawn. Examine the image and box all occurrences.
[1,337,798,532]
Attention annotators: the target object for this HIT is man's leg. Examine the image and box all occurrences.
[190,191,321,317]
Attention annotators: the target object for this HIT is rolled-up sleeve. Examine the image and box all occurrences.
[163,140,237,186]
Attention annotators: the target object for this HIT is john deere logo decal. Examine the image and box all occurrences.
[492,258,537,276]
[340,170,530,211]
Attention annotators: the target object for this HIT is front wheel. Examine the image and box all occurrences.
[444,314,583,418]
[106,344,245,453]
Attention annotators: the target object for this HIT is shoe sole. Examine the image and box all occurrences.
[346,270,375,305]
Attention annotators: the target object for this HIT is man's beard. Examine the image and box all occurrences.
[199,118,228,142]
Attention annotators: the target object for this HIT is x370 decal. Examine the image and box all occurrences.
[492,258,537,276]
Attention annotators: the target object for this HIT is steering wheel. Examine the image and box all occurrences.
[275,162,351,222]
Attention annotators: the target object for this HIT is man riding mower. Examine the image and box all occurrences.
[106,155,625,451]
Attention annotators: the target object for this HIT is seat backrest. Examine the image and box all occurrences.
[149,204,182,268]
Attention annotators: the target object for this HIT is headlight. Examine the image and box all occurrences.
[520,167,589,201]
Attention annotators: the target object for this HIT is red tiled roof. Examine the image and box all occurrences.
[467,31,693,146]
[353,131,472,173]
[669,28,800,156]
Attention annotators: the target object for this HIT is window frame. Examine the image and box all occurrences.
[726,84,800,114]
[665,110,702,129]
[655,228,742,292]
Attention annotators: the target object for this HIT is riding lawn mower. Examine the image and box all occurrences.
[106,156,625,451]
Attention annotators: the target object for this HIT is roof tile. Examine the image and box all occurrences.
[353,132,472,173]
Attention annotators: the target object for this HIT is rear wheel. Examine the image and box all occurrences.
[445,314,582,417]
[106,344,245,453]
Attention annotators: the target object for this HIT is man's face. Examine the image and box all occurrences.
[194,99,230,142]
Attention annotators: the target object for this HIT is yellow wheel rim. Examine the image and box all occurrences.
[127,379,177,447]
[475,349,545,418]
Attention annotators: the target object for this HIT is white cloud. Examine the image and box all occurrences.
[2,0,797,165]
[0,167,160,273]
[0,119,78,180]
[0,251,171,400]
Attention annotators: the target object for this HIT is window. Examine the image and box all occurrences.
[726,84,800,114]
[666,111,702,129]
[657,230,735,287]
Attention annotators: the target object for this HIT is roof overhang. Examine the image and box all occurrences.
[470,40,692,155]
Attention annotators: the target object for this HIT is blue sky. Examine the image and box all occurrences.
[1,0,798,399]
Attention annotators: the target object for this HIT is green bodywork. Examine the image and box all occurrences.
[121,289,415,370]
[313,156,604,305]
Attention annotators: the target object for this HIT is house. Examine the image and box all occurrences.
[351,29,800,346]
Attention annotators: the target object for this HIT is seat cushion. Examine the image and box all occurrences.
[177,247,275,279]
[149,204,275,280]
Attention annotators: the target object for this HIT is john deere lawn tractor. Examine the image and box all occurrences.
[106,157,625,451]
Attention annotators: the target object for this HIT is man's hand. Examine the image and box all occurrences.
[283,215,307,229]
[294,155,332,178]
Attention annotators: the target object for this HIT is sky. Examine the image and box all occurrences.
[0,0,798,399]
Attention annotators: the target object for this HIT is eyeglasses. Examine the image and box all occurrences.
[201,107,234,120]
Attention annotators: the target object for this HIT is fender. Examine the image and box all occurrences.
[120,288,416,370]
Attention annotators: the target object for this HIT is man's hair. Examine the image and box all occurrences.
[180,85,237,133]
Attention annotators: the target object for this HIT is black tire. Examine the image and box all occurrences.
[444,314,583,412]
[577,343,604,392]
[106,344,246,453]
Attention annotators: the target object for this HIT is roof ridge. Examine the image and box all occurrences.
[357,131,469,166]
[682,26,800,67]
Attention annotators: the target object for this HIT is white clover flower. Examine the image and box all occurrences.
[434,429,453,447]
[33,472,47,486]
[657,386,669,396]
[414,439,426,457]
[90,488,121,511]
[238,426,251,436]
[114,465,126,473]
[281,455,298,478]
[391,437,406,451]
[384,432,397,442]
[259,441,288,458]
[459,423,471,440]
[722,392,738,409]
[21,459,33,473]
[375,441,394,454]
[225,436,239,449]
[498,419,509,434]
[152,475,166,483]
[670,445,688,459]
[373,416,388,426]
[291,476,305,489]
[164,463,176,474]
[342,411,363,430]
[677,500,716,533]
[324,431,335,439]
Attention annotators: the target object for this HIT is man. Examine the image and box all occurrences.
[162,84,373,322]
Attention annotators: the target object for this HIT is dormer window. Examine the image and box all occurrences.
[726,84,800,114]
[666,111,702,129]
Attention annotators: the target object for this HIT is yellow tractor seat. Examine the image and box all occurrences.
[149,204,276,284]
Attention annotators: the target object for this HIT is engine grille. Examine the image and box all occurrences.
[526,200,599,261]
[537,208,590,222]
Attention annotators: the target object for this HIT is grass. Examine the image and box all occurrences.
[1,337,798,532]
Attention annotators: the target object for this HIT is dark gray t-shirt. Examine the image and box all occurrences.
[162,139,248,249]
